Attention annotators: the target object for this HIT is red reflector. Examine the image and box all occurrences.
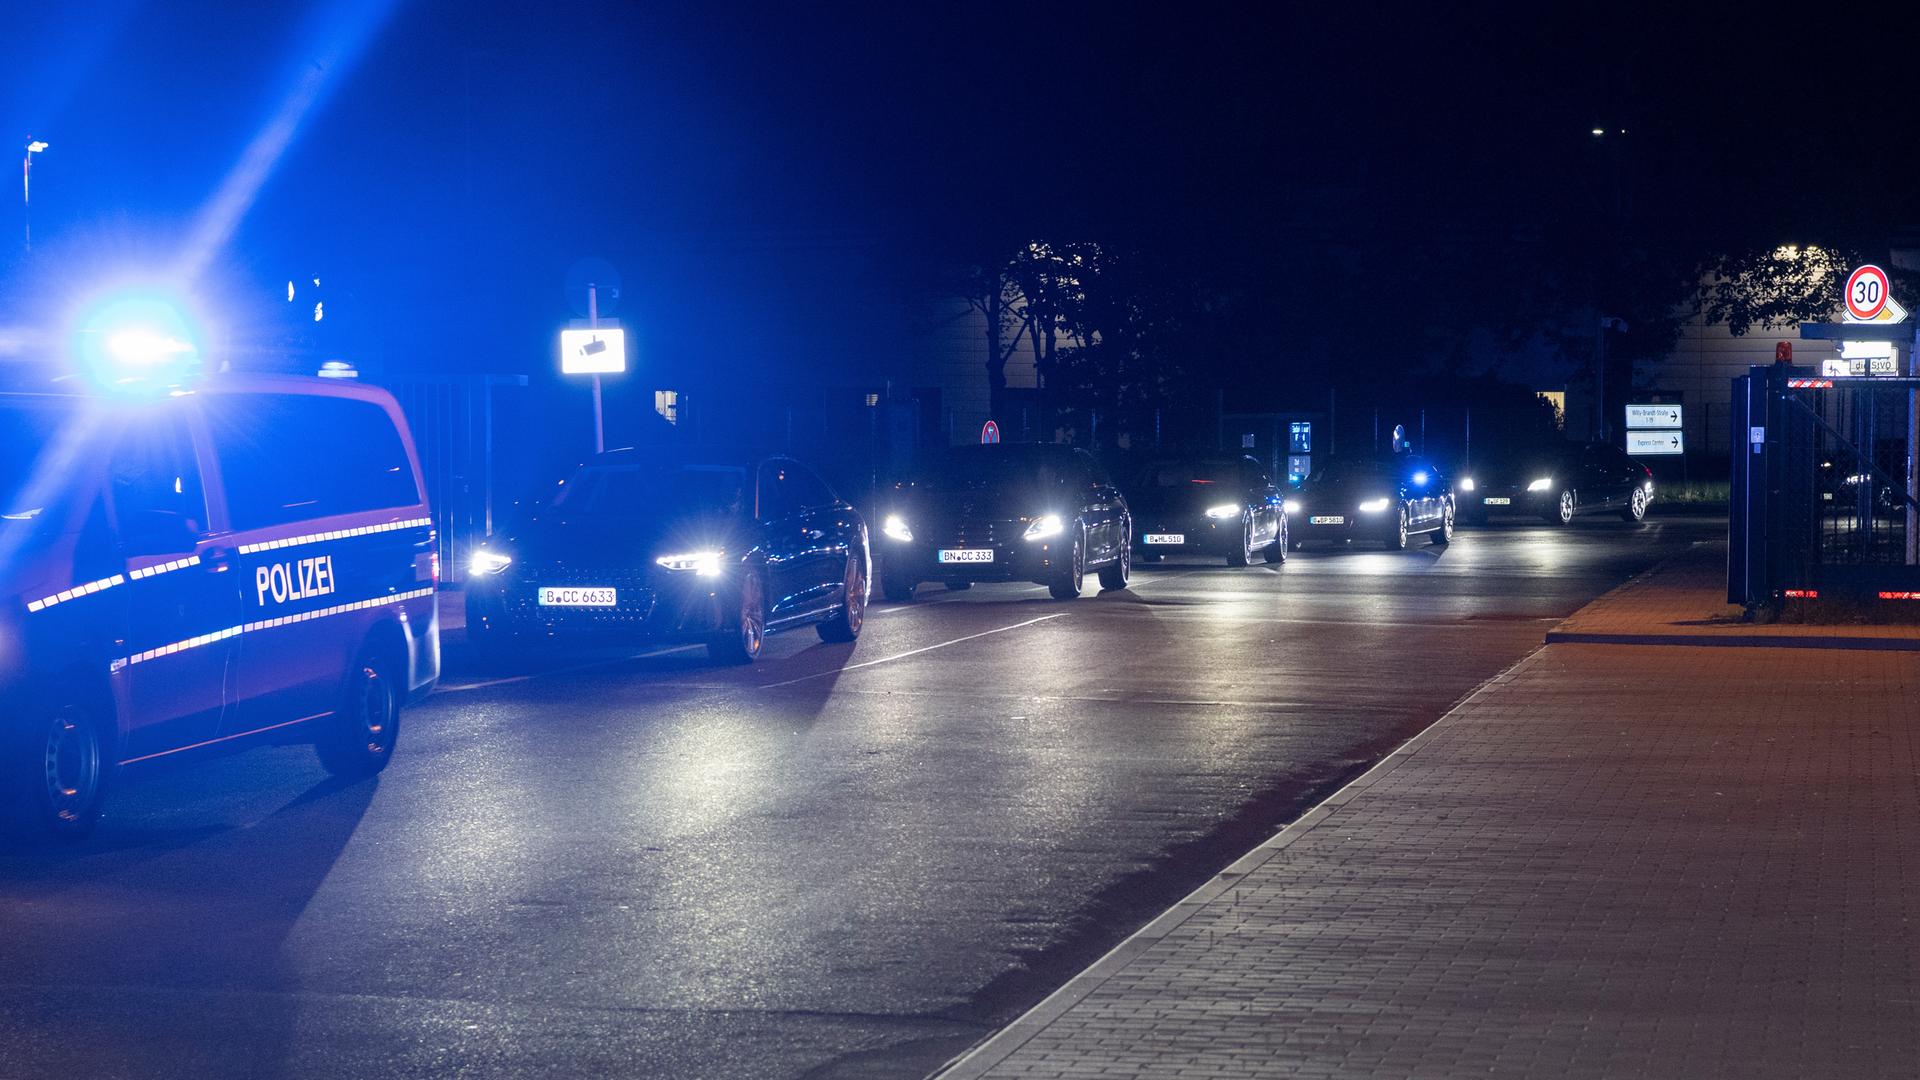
[1878,591,1920,601]
[1784,589,1817,599]
[1787,378,1834,389]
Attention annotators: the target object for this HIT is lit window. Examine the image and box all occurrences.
[654,390,679,425]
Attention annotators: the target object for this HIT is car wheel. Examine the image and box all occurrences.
[1430,502,1454,545]
[817,553,867,643]
[880,565,917,604]
[1388,506,1409,550]
[1226,513,1253,567]
[1098,540,1131,591]
[1547,490,1575,525]
[316,644,401,778]
[1621,487,1649,522]
[1048,530,1085,600]
[1264,519,1287,563]
[2,697,109,845]
[708,571,767,664]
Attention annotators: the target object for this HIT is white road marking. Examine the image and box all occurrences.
[435,643,703,694]
[759,613,1069,689]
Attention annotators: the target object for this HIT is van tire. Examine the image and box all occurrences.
[316,643,402,778]
[1,692,111,846]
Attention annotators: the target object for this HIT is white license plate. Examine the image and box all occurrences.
[538,586,618,607]
[1309,516,1345,525]
[1144,534,1185,545]
[937,549,994,564]
[1483,497,1512,506]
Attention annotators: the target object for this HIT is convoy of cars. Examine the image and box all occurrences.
[1,371,1662,845]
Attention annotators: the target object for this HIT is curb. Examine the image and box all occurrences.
[1544,630,1920,652]
[928,660,1531,1079]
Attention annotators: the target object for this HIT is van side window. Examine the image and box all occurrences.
[206,395,419,530]
[108,411,208,533]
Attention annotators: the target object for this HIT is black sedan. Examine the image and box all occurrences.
[464,450,869,663]
[1458,441,1653,525]
[1285,455,1455,550]
[877,443,1130,601]
[1123,453,1286,566]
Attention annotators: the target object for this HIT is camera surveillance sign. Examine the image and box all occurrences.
[560,327,626,374]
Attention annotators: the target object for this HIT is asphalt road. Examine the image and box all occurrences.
[0,515,1719,1080]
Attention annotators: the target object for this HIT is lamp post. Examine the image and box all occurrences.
[22,139,47,253]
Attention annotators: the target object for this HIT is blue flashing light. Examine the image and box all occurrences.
[1412,471,1429,486]
[72,289,210,390]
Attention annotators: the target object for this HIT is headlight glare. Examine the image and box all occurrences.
[882,514,913,542]
[1024,514,1065,540]
[1459,477,1475,491]
[1527,477,1553,491]
[656,550,725,577]
[1282,499,1301,513]
[468,550,513,576]
[1204,503,1242,519]
[1358,498,1391,513]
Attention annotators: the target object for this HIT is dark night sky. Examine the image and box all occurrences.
[3,2,1916,383]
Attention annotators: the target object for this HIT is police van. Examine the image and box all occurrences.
[0,374,440,843]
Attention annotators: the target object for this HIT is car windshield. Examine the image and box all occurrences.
[1138,460,1243,488]
[0,397,86,524]
[916,446,1068,491]
[552,463,747,517]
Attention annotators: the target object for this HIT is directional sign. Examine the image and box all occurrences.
[559,327,626,374]
[1845,264,1891,321]
[1624,404,1682,430]
[1626,430,1684,456]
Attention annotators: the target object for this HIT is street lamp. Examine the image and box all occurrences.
[23,139,47,252]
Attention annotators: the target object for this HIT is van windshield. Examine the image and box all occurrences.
[0,397,85,523]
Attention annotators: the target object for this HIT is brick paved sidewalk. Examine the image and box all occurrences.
[1546,541,1920,650]
[938,550,1920,1079]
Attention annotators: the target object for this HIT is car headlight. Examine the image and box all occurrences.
[1358,498,1391,513]
[1204,503,1242,519]
[656,550,724,577]
[1024,514,1065,540]
[468,549,513,576]
[1459,477,1475,491]
[1527,477,1553,491]
[1282,499,1301,513]
[882,514,913,542]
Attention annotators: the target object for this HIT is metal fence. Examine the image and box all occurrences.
[382,374,527,585]
[1730,364,1920,610]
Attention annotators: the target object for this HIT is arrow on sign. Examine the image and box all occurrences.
[1844,296,1909,324]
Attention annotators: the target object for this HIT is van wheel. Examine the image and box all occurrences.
[3,698,109,845]
[317,645,401,778]
[709,571,767,664]
[817,554,867,643]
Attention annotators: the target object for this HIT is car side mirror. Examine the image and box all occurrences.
[120,509,198,558]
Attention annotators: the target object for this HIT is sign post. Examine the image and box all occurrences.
[558,283,627,454]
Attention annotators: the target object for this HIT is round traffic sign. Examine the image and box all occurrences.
[1845,264,1889,321]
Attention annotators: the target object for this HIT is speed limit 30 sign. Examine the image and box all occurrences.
[1846,264,1890,321]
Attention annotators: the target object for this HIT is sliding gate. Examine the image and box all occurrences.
[1731,364,1920,612]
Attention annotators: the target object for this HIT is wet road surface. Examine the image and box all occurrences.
[0,517,1719,1079]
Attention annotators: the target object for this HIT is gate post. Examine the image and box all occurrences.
[1728,365,1776,610]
